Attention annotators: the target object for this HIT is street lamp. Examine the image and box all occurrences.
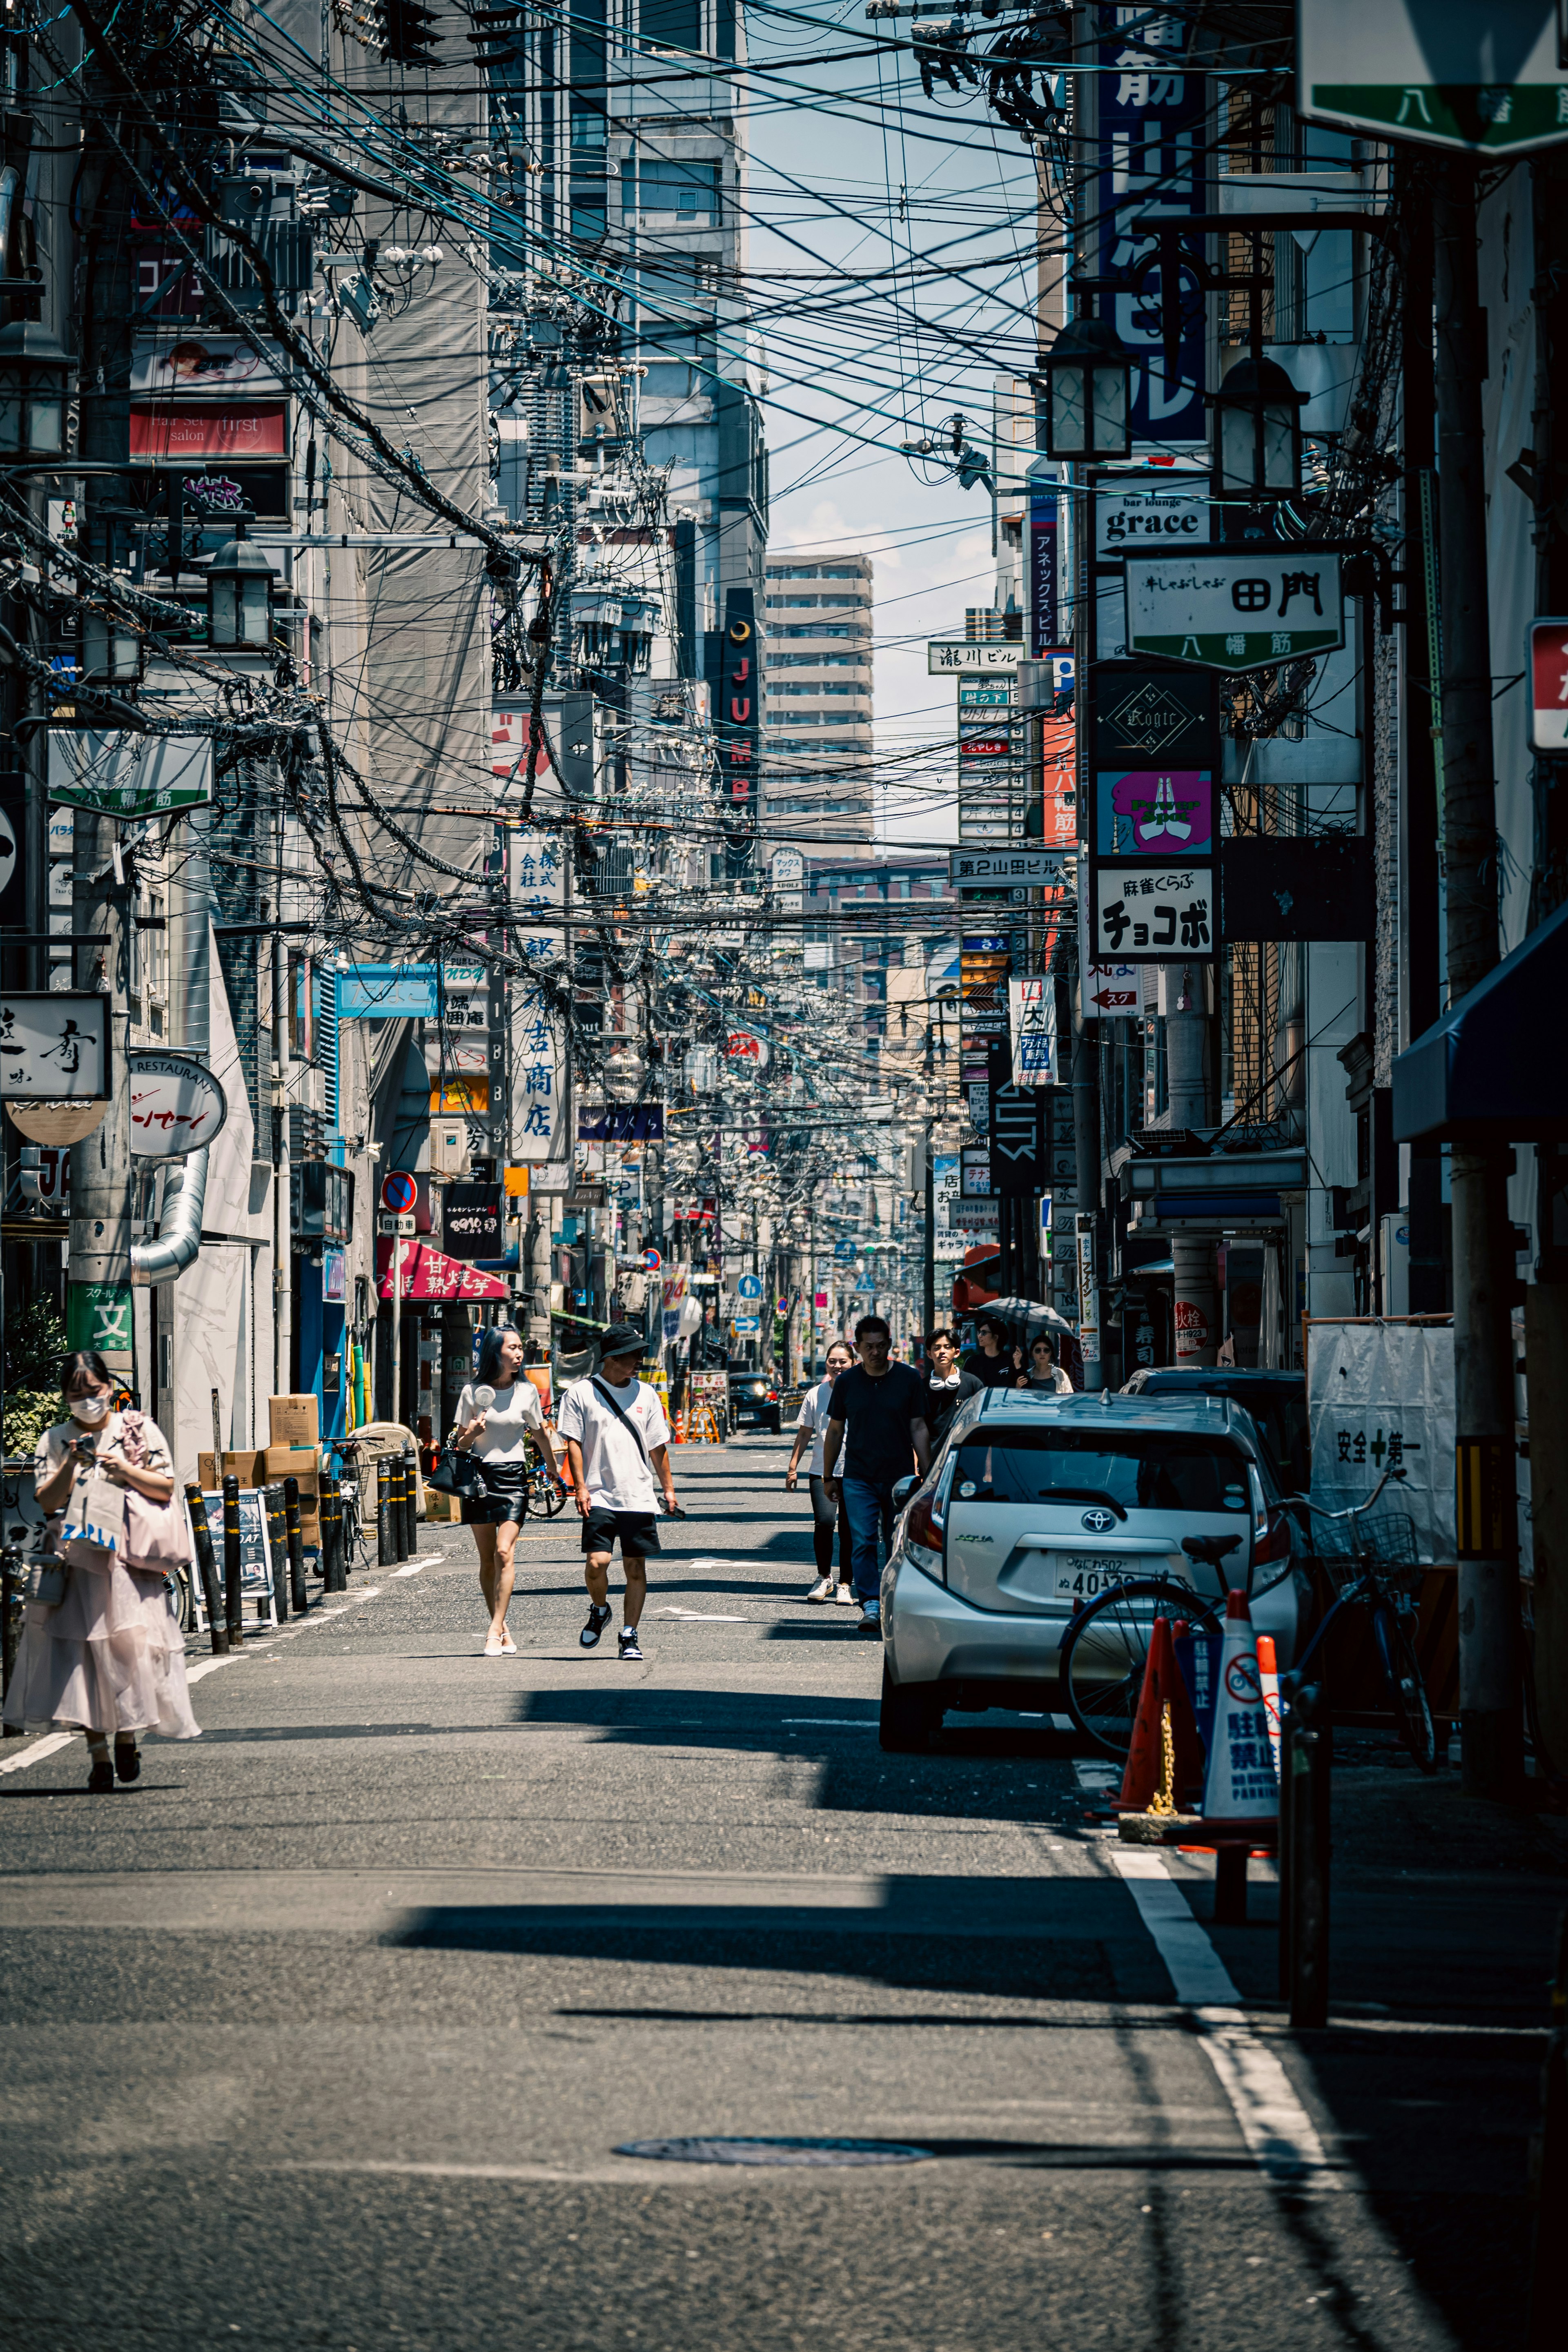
[1040,316,1133,462]
[206,524,275,648]
[0,319,71,455]
[1212,354,1306,499]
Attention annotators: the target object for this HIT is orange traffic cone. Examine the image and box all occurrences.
[1256,1633,1282,1783]
[1118,1614,1207,1812]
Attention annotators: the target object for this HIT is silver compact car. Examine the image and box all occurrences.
[878,1389,1303,1751]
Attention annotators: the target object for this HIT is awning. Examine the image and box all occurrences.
[1392,899,1568,1143]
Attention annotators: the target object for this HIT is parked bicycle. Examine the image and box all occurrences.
[324,1436,369,1573]
[1060,1531,1258,1758]
[1284,1467,1436,1771]
[523,1432,568,1519]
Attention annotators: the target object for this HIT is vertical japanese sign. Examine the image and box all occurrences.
[507,822,568,1162]
[719,588,760,865]
[1029,484,1064,655]
[1095,4,1208,448]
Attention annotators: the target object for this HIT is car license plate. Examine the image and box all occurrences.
[1052,1554,1134,1601]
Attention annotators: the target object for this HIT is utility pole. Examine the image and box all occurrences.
[69,809,134,1383]
[1434,157,1520,1801]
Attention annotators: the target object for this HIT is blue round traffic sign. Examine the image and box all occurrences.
[737,1273,763,1298]
[381,1170,418,1214]
[642,1247,663,1271]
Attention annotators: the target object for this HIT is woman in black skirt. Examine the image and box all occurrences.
[453,1325,565,1655]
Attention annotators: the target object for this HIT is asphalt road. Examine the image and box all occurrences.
[0,1432,1544,2351]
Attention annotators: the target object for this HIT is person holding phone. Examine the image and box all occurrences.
[4,1350,200,1788]
[556,1323,680,1662]
[453,1323,565,1657]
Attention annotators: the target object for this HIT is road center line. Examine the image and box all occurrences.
[1112,1848,1341,2188]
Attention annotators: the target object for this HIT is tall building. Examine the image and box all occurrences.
[763,550,875,842]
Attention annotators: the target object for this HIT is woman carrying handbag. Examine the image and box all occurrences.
[3,1350,201,1789]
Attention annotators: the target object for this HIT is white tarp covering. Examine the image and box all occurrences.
[169,926,259,1476]
[1306,1319,1455,1564]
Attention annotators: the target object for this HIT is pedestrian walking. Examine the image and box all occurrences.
[820,1315,930,1636]
[557,1322,681,1661]
[453,1323,566,1656]
[964,1312,1022,1388]
[784,1339,855,1604]
[1016,1332,1073,1394]
[3,1351,200,1788]
[922,1329,983,1453]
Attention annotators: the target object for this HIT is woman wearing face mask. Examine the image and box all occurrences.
[4,1351,200,1788]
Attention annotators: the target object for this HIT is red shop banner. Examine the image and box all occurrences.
[374,1237,508,1303]
[129,402,288,462]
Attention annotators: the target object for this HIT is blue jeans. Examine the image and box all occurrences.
[842,1476,897,1602]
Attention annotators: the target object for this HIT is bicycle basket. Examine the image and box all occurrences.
[1313,1509,1422,1593]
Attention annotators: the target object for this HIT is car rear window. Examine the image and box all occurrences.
[952,1428,1250,1515]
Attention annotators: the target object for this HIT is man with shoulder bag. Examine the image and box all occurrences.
[556,1323,682,1662]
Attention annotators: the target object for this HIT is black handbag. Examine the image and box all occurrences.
[429,1445,486,1500]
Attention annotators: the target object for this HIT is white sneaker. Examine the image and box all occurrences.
[806,1575,835,1603]
[834,1581,855,1606]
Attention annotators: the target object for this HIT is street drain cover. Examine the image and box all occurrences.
[617,2136,932,2168]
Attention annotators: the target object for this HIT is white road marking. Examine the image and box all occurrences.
[1112,1849,1341,2187]
[0,1729,75,1776]
[782,1718,877,1727]
[657,1608,748,1621]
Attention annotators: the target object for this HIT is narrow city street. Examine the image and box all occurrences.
[1,1436,1553,2352]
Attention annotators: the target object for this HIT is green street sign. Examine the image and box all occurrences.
[1124,551,1345,674]
[47,731,214,820]
[1300,1,1568,157]
[67,1280,134,1360]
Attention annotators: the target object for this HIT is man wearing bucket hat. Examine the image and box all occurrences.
[556,1322,682,1662]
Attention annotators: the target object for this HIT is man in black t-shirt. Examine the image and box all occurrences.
[923,1329,984,1452]
[821,1315,931,1635]
[964,1312,1022,1389]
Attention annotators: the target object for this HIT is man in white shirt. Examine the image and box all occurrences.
[556,1322,680,1661]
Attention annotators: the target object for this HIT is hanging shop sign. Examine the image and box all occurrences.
[1528,616,1568,752]
[1096,473,1209,557]
[1298,0,1568,157]
[129,338,288,399]
[1124,550,1345,670]
[374,1237,509,1302]
[950,847,1072,889]
[726,1031,769,1069]
[1094,10,1208,446]
[927,640,1022,674]
[48,732,214,820]
[1028,484,1065,657]
[1090,667,1219,764]
[1007,976,1057,1087]
[127,1051,227,1157]
[718,588,759,821]
[577,1103,666,1141]
[1095,770,1214,858]
[0,772,26,929]
[1091,864,1216,963]
[0,991,108,1098]
[442,1183,504,1262]
[337,963,441,1020]
[1083,961,1143,1017]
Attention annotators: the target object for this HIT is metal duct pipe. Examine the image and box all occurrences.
[130,1147,208,1285]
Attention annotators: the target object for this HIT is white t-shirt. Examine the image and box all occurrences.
[793,1377,837,1479]
[455,1379,543,1464]
[556,1376,671,1513]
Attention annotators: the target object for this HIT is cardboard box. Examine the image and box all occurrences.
[263,1445,319,1480]
[196,1450,266,1491]
[268,1393,321,1448]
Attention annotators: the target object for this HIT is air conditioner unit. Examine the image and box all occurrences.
[430,1117,471,1176]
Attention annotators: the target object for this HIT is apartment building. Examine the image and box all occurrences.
[763,550,874,842]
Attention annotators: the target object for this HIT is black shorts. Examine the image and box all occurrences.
[462,1459,530,1526]
[581,1506,661,1558]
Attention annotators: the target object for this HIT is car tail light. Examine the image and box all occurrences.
[905,1492,942,1561]
[766,1390,779,1402]
[1252,1507,1291,1567]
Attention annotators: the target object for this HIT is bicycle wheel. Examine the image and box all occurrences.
[531,1470,568,1519]
[1373,1606,1437,1773]
[1060,1580,1224,1762]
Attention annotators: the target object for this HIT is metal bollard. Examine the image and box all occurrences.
[387,1455,405,1563]
[184,1487,227,1654]
[400,1446,419,1558]
[320,1474,343,1593]
[283,1477,307,1614]
[1280,1675,1331,2029]
[264,1486,288,1623]
[2,1542,20,1703]
[376,1458,393,1566]
[222,1472,244,1645]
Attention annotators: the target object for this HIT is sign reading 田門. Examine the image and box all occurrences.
[1124,551,1345,671]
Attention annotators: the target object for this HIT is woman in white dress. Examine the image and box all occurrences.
[452,1323,565,1655]
[4,1350,200,1789]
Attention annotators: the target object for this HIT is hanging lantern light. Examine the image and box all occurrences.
[206,524,275,648]
[1040,316,1133,462]
[1212,354,1307,499]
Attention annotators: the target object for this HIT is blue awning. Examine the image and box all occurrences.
[1392,899,1568,1143]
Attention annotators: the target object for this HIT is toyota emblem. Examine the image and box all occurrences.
[1080,1508,1116,1534]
